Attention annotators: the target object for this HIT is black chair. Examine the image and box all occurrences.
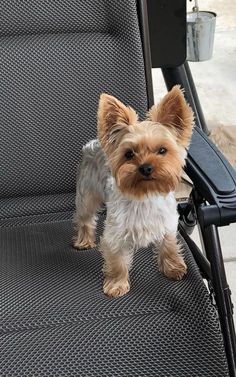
[1,1,235,376]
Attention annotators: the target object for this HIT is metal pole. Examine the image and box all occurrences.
[162,63,209,134]
[201,224,236,376]
[184,61,209,134]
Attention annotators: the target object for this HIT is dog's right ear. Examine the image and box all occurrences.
[97,94,138,154]
[148,86,194,148]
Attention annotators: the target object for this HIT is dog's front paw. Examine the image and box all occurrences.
[103,278,130,298]
[159,257,187,281]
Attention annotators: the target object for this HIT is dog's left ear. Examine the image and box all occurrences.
[148,85,194,148]
[97,94,138,154]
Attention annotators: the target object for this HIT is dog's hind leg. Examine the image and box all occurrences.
[73,140,107,249]
[73,191,102,250]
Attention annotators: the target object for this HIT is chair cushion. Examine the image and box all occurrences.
[0,0,148,205]
[0,217,229,376]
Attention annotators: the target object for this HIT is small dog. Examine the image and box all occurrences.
[73,86,194,298]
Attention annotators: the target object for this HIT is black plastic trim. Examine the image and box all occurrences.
[187,127,236,226]
[189,128,235,195]
[146,0,186,68]
[137,0,154,109]
[179,224,212,280]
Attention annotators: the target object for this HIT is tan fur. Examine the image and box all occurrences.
[73,192,102,249]
[75,87,194,297]
[112,130,184,199]
[148,85,194,148]
[101,239,130,298]
[97,87,193,294]
[73,224,96,249]
[97,87,194,200]
[158,233,187,280]
[97,94,138,155]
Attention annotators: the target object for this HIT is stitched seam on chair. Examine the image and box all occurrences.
[1,307,173,336]
[0,209,74,221]
[0,30,113,40]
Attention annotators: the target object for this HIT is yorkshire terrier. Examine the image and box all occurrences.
[73,85,194,298]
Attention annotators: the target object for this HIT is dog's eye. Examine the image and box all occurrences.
[158,147,167,155]
[125,150,134,160]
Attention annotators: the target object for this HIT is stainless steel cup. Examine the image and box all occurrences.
[187,11,217,62]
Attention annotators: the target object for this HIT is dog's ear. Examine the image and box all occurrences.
[97,94,138,154]
[148,85,194,148]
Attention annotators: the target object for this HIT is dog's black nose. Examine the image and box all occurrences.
[139,164,154,177]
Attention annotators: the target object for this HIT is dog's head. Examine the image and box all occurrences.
[97,86,194,200]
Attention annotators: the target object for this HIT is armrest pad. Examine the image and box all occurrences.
[186,127,236,226]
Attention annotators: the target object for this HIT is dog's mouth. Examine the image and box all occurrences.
[140,176,155,181]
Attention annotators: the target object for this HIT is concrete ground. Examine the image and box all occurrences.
[152,0,236,323]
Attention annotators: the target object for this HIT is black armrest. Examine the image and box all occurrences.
[186,127,236,227]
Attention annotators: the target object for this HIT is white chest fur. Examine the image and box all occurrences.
[104,178,179,250]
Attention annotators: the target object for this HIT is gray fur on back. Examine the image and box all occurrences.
[74,140,109,224]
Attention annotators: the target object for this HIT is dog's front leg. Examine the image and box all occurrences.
[157,233,187,280]
[101,238,132,298]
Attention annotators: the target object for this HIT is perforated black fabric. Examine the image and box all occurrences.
[0,219,229,376]
[0,0,148,216]
[0,192,74,227]
[0,0,116,36]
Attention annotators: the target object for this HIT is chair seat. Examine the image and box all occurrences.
[0,217,229,376]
